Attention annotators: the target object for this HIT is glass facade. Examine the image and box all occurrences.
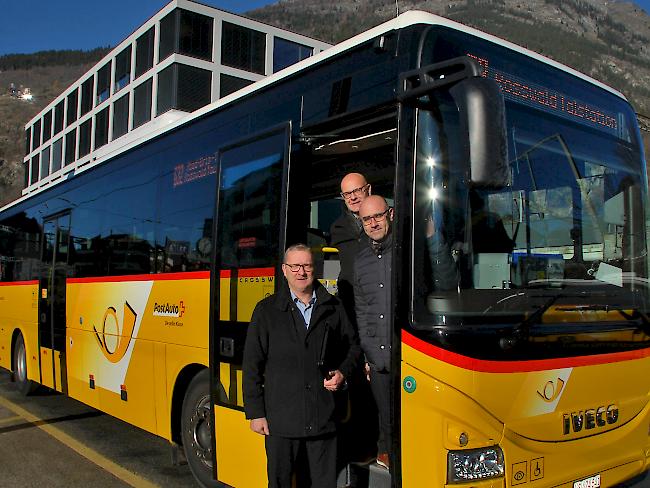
[221,21,265,75]
[133,78,153,128]
[135,27,155,78]
[115,46,132,92]
[96,62,111,105]
[273,38,313,73]
[54,100,64,134]
[78,119,92,158]
[42,111,53,143]
[40,146,51,178]
[95,107,109,149]
[160,9,213,62]
[65,129,76,166]
[157,63,211,115]
[67,89,79,124]
[220,73,253,98]
[80,78,93,116]
[113,93,130,139]
[51,138,63,172]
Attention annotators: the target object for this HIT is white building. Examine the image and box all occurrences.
[22,0,330,195]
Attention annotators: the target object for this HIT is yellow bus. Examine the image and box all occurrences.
[1,10,649,488]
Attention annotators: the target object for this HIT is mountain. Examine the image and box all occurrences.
[0,49,109,206]
[1,1,649,206]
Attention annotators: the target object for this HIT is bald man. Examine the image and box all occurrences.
[353,195,394,470]
[330,173,371,317]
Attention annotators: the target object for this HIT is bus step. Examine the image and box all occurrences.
[337,462,392,488]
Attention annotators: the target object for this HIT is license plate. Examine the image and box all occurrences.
[573,474,601,488]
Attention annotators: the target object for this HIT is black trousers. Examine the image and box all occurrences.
[369,369,392,456]
[265,433,337,488]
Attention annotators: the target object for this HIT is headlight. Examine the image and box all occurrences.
[447,446,505,483]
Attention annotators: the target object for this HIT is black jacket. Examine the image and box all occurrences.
[243,280,360,438]
[353,233,392,372]
[330,209,367,315]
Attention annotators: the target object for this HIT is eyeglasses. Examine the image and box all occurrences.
[340,184,369,200]
[361,208,390,225]
[283,263,314,272]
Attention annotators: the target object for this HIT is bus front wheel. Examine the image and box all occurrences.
[182,369,222,488]
[12,333,37,396]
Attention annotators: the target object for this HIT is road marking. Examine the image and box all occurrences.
[0,396,161,488]
[0,415,21,426]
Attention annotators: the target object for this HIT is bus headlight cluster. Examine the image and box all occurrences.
[447,446,505,483]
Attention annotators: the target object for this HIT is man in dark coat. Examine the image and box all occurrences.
[243,244,360,488]
[353,195,394,470]
[329,172,371,318]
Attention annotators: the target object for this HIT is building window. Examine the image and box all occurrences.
[42,111,53,143]
[32,120,41,151]
[135,27,155,78]
[23,161,29,188]
[157,63,211,116]
[133,78,153,129]
[95,107,109,149]
[159,9,213,62]
[96,62,111,105]
[80,79,93,116]
[220,73,253,98]
[159,11,177,62]
[273,38,313,73]
[78,119,92,158]
[51,138,63,172]
[113,93,129,140]
[54,100,64,134]
[65,129,76,166]
[179,9,213,60]
[41,147,51,178]
[67,89,79,124]
[114,46,132,93]
[221,21,265,75]
[25,129,31,156]
[157,65,174,116]
[30,155,39,184]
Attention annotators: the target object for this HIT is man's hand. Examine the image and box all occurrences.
[323,370,345,391]
[250,417,269,435]
[364,362,371,381]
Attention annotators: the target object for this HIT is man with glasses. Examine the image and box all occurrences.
[243,244,360,488]
[330,172,371,317]
[353,195,395,470]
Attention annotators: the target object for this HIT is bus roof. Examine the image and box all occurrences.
[3,10,627,214]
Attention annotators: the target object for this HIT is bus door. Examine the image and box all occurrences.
[211,125,290,487]
[39,213,70,393]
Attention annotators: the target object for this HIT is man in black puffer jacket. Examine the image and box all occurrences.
[353,195,394,470]
[243,244,360,488]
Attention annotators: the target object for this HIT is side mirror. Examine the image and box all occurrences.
[450,76,510,189]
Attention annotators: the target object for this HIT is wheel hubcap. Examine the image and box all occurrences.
[187,394,212,469]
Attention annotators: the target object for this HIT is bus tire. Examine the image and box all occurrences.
[182,369,222,488]
[12,333,37,396]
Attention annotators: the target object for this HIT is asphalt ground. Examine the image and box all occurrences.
[0,370,197,488]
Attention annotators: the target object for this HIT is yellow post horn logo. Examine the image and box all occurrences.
[94,302,137,363]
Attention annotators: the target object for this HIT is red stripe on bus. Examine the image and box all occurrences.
[237,268,275,277]
[0,280,38,286]
[65,268,271,284]
[402,329,650,373]
[67,271,211,284]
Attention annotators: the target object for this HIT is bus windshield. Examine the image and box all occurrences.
[411,27,650,358]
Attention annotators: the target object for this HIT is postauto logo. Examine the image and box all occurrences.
[153,301,185,318]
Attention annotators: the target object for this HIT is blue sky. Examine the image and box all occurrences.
[0,0,275,56]
[1,0,649,56]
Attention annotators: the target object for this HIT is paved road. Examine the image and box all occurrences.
[0,370,198,488]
